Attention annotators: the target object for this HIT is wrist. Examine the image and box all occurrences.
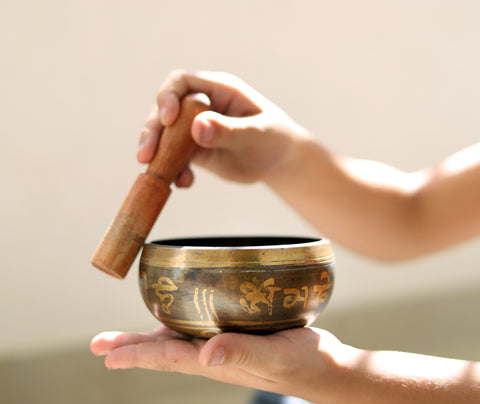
[263,127,319,190]
[323,344,367,403]
[293,329,367,404]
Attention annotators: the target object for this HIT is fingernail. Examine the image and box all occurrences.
[138,130,149,151]
[105,357,118,370]
[138,132,152,153]
[201,121,214,144]
[207,347,225,367]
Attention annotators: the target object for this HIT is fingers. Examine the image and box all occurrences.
[137,71,223,165]
[153,70,263,142]
[104,338,205,372]
[191,111,263,151]
[136,86,181,164]
[156,70,260,117]
[174,166,195,188]
[137,105,162,163]
[90,326,188,356]
[157,90,181,127]
[91,329,254,383]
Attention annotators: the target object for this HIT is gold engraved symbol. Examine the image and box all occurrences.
[313,272,332,303]
[239,278,281,316]
[194,288,219,321]
[152,276,178,314]
[283,286,309,309]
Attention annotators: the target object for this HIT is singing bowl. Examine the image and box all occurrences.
[139,236,335,338]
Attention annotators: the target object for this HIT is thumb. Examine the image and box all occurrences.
[199,332,284,375]
[191,110,263,151]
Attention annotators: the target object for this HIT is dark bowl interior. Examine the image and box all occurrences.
[152,236,320,248]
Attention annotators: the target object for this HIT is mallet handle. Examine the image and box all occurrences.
[91,94,210,279]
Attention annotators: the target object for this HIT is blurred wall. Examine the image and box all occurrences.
[1,0,480,357]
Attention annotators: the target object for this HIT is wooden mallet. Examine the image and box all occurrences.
[91,94,210,279]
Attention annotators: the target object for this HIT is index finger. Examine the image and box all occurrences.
[137,104,163,163]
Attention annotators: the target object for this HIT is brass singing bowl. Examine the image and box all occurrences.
[139,236,335,338]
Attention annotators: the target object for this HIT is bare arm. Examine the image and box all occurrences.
[338,344,480,404]
[266,139,480,259]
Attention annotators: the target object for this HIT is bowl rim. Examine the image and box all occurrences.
[140,235,334,267]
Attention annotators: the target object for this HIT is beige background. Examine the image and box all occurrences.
[1,1,480,401]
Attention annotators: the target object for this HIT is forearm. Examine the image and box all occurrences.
[328,347,480,404]
[265,137,480,260]
[265,136,423,259]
